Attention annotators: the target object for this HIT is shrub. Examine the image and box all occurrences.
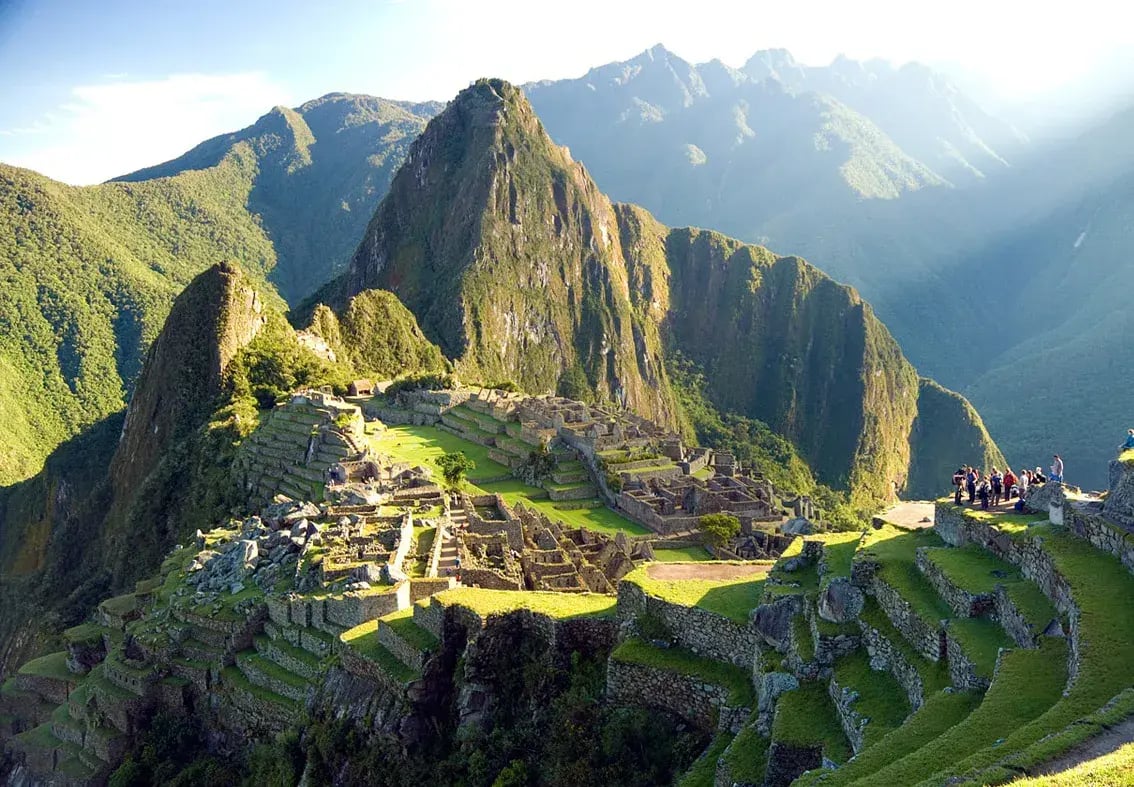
[698,513,740,547]
[437,452,475,487]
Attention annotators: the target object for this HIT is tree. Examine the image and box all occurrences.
[437,452,475,488]
[697,513,740,548]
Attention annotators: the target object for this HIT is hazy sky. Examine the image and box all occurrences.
[1,0,1130,184]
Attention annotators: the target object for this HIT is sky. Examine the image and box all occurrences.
[1,0,1131,184]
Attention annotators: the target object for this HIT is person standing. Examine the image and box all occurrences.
[990,468,1003,506]
[1003,467,1018,499]
[978,476,991,510]
[1051,455,1064,484]
[1018,469,1030,498]
[953,467,965,505]
[966,466,977,504]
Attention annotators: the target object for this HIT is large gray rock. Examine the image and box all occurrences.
[752,596,803,651]
[818,578,865,623]
[782,517,814,536]
[351,563,383,584]
[1104,459,1134,527]
[758,672,799,715]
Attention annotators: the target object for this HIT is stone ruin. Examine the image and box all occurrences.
[617,472,782,535]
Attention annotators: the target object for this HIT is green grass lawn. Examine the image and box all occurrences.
[773,680,852,765]
[832,650,911,748]
[621,563,772,624]
[478,478,648,535]
[816,531,864,587]
[433,588,616,620]
[653,546,713,562]
[723,724,769,784]
[371,424,648,535]
[18,651,72,682]
[612,638,754,706]
[1010,740,1134,786]
[370,424,510,481]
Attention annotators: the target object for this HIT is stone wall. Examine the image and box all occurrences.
[764,740,822,787]
[934,503,1081,683]
[869,573,945,662]
[857,616,928,710]
[915,549,995,617]
[605,658,747,733]
[828,675,868,754]
[944,630,991,691]
[616,581,759,670]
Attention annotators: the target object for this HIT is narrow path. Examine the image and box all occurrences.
[1028,717,1134,778]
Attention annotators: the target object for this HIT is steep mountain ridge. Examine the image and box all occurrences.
[328,78,679,426]
[325,78,1002,504]
[0,263,269,674]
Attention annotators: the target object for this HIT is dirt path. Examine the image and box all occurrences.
[646,563,771,580]
[878,501,936,529]
[1028,717,1134,777]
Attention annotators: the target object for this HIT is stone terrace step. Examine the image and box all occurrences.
[179,637,224,664]
[376,609,440,672]
[253,635,323,681]
[235,651,312,703]
[219,665,299,722]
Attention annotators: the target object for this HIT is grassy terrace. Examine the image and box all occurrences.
[857,638,1068,785]
[220,665,300,709]
[832,650,910,748]
[1014,741,1134,785]
[18,651,72,682]
[380,607,439,651]
[773,681,852,765]
[858,597,950,694]
[621,563,772,624]
[478,478,648,536]
[371,423,648,535]
[1119,448,1134,466]
[652,546,713,562]
[677,732,735,787]
[339,622,419,683]
[796,689,983,786]
[923,545,1058,630]
[723,724,770,785]
[793,613,815,662]
[817,531,864,587]
[858,525,1011,678]
[941,512,1134,783]
[433,588,616,620]
[612,638,754,706]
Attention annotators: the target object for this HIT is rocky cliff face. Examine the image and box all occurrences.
[907,379,1005,499]
[334,78,678,426]
[108,261,265,503]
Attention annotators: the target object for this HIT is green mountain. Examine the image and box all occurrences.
[116,93,441,303]
[318,78,1002,504]
[0,95,437,488]
[0,263,268,672]
[0,158,277,487]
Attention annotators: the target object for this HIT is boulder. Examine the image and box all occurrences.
[818,578,865,623]
[782,517,814,536]
[350,564,383,584]
[757,672,799,715]
[752,595,802,651]
[239,539,259,568]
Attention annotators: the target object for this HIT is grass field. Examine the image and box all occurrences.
[371,423,649,535]
[622,563,772,624]
[653,546,714,562]
[433,588,617,620]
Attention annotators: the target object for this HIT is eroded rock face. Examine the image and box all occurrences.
[1103,459,1134,527]
[782,517,814,536]
[818,577,865,623]
[752,595,803,652]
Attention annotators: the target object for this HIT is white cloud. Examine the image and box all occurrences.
[2,72,293,185]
